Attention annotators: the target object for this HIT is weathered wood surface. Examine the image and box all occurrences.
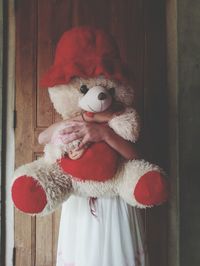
[15,1,168,265]
[15,0,37,265]
[166,1,179,266]
[143,2,168,266]
[178,1,200,265]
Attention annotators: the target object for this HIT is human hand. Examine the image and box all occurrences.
[50,122,71,146]
[58,121,112,149]
[50,121,86,159]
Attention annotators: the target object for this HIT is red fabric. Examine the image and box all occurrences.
[59,142,119,182]
[40,26,130,87]
[89,197,98,217]
[85,112,94,117]
[12,175,47,213]
[134,171,168,206]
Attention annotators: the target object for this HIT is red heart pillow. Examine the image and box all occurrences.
[59,142,119,182]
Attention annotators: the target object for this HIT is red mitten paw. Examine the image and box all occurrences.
[134,171,168,206]
[12,175,47,213]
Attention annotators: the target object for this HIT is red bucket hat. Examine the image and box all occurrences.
[40,26,130,87]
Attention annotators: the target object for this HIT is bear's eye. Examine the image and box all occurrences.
[80,85,89,94]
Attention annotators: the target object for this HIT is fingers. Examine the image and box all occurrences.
[59,121,86,135]
[61,131,83,144]
[55,122,88,145]
[78,135,91,149]
[59,127,74,135]
[56,121,105,147]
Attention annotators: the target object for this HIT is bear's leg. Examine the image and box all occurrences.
[117,160,168,208]
[12,158,72,215]
[12,175,47,213]
[134,170,168,206]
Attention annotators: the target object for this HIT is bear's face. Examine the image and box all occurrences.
[48,76,134,119]
[79,85,113,113]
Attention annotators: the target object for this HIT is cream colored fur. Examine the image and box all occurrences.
[44,144,63,164]
[48,76,135,119]
[116,160,165,208]
[13,158,73,215]
[108,107,140,142]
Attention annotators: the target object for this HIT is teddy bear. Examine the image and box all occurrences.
[11,26,168,216]
[43,83,138,183]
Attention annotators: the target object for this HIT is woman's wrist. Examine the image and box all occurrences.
[102,125,114,143]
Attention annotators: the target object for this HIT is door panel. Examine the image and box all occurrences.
[15,1,167,265]
[15,0,37,265]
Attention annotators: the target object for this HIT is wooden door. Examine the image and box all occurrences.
[15,1,168,265]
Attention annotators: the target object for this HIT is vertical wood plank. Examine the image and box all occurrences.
[15,0,37,265]
[52,0,74,122]
[52,0,73,42]
[37,0,54,128]
[35,216,53,266]
[143,1,168,266]
[166,1,179,265]
[178,1,200,265]
[110,0,145,111]
[35,2,55,264]
[52,209,61,265]
[71,0,111,29]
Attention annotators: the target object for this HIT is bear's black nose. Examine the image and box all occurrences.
[98,92,107,100]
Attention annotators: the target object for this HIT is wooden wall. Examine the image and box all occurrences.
[166,0,179,265]
[177,1,200,265]
[15,1,168,265]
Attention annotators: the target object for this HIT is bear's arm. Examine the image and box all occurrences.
[108,107,140,143]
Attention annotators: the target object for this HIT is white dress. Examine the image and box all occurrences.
[56,196,149,266]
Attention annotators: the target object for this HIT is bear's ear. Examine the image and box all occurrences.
[109,87,115,97]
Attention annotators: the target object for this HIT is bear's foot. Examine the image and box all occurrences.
[12,175,47,214]
[134,171,168,206]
